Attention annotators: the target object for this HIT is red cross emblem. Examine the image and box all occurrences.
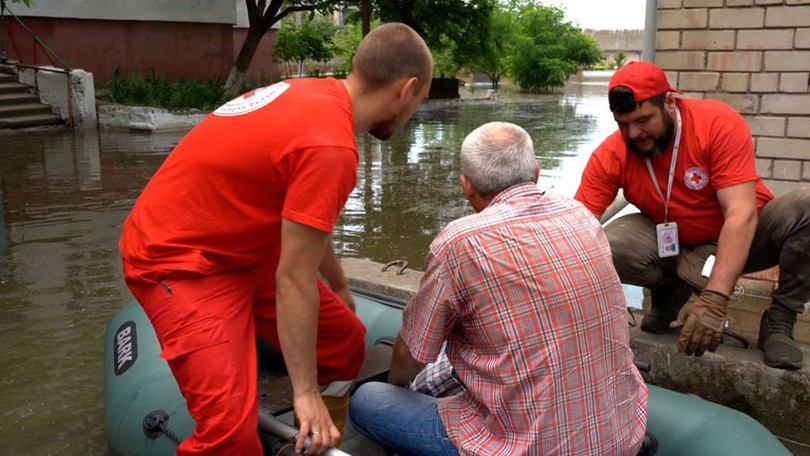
[684,166,709,190]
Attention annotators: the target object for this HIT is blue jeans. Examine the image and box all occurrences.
[349,382,459,456]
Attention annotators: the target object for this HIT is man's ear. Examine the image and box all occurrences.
[664,92,677,113]
[460,175,476,201]
[398,77,419,102]
[534,161,541,183]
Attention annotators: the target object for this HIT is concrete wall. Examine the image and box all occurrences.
[18,66,97,129]
[656,0,810,194]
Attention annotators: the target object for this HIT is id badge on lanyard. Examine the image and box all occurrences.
[646,107,683,258]
[656,222,679,257]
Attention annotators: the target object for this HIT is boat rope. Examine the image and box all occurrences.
[143,410,183,445]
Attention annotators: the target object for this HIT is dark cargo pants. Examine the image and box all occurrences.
[604,188,810,315]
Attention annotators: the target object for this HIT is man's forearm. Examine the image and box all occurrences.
[388,333,425,386]
[277,275,321,395]
[319,239,347,289]
[705,213,757,296]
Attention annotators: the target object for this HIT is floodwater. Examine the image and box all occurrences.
[0,72,623,455]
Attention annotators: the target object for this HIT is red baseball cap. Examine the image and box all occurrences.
[608,61,682,102]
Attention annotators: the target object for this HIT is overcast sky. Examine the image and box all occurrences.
[543,0,647,30]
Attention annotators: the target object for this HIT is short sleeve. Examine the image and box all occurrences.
[401,248,459,364]
[281,146,358,233]
[707,111,758,190]
[574,141,622,217]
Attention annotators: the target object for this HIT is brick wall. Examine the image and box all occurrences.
[657,0,810,195]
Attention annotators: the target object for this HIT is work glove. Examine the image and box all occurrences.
[670,290,729,356]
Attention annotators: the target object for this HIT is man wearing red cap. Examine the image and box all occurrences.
[575,61,809,370]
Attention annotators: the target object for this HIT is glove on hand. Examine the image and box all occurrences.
[670,290,729,356]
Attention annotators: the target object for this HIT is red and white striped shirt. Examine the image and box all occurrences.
[401,183,648,456]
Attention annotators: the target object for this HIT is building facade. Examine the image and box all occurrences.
[2,0,280,84]
[585,29,645,63]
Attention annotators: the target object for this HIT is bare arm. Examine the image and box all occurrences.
[705,181,758,296]
[318,238,354,311]
[319,238,346,288]
[388,333,426,387]
[276,218,337,453]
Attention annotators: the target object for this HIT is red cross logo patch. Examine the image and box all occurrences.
[684,166,709,190]
[214,82,290,117]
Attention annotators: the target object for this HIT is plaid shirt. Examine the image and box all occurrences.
[409,349,466,398]
[401,183,648,456]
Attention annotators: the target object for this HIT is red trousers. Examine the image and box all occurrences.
[124,261,366,456]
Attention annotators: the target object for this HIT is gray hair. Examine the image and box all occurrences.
[460,122,537,197]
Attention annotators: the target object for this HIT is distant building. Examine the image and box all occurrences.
[2,0,280,85]
[584,29,644,64]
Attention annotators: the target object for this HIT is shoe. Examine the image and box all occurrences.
[641,282,693,334]
[757,307,803,370]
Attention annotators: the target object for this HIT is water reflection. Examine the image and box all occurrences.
[339,81,617,270]
[0,72,619,455]
[0,128,185,455]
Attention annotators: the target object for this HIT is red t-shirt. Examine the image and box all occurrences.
[575,98,773,245]
[120,78,358,279]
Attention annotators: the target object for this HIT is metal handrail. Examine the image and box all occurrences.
[0,4,74,130]
[14,62,69,74]
[1,4,71,70]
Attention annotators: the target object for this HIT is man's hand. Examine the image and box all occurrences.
[294,392,341,455]
[331,283,356,313]
[670,290,729,356]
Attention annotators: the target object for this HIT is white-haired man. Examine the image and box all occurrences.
[349,122,648,456]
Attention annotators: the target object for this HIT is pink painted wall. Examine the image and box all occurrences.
[3,17,280,85]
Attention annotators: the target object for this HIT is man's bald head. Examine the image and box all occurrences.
[351,23,433,92]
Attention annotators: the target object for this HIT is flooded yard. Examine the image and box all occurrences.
[0,73,623,455]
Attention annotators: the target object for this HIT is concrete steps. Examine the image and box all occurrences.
[0,113,64,128]
[0,66,63,129]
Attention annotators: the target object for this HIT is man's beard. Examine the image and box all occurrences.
[369,114,398,140]
[626,109,675,158]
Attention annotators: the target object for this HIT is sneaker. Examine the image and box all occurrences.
[758,308,803,370]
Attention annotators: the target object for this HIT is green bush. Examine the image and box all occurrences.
[507,4,603,93]
[106,67,225,111]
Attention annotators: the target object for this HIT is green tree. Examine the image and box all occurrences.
[508,3,603,93]
[273,14,337,78]
[612,50,628,69]
[376,0,495,77]
[225,1,344,97]
[473,5,514,89]
[0,0,32,9]
[333,17,380,74]
[227,0,498,96]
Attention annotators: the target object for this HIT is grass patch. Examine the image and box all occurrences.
[105,67,225,111]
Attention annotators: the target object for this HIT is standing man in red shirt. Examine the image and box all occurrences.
[350,122,648,456]
[119,23,432,456]
[575,62,809,370]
